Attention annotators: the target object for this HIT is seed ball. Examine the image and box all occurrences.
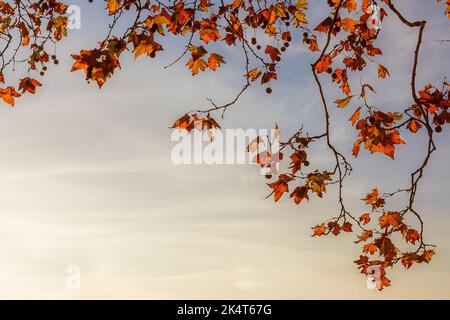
[266,87,272,94]
[436,117,445,126]
[435,126,442,133]
[256,45,261,50]
[281,47,286,52]
[251,37,257,45]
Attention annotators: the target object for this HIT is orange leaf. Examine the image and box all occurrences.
[379,212,403,229]
[342,17,358,33]
[363,243,378,255]
[18,77,42,94]
[312,224,326,237]
[290,186,309,205]
[407,119,422,133]
[342,222,353,232]
[247,68,262,81]
[359,213,371,225]
[349,106,362,126]
[207,53,225,71]
[378,65,390,79]
[107,0,120,14]
[315,55,332,73]
[334,95,353,108]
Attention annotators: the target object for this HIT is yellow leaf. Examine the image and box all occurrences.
[378,65,390,79]
[107,0,120,14]
[334,95,354,108]
[349,106,362,126]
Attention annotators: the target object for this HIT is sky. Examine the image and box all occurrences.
[0,0,449,299]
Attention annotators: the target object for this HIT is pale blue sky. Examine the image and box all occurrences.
[0,0,448,298]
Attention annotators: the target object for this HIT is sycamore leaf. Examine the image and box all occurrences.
[247,68,262,81]
[379,212,403,229]
[107,0,120,14]
[207,53,225,71]
[363,242,378,255]
[18,77,42,94]
[0,86,21,106]
[342,17,358,33]
[360,213,371,225]
[378,65,390,79]
[261,72,277,84]
[187,58,207,75]
[335,95,354,108]
[265,45,280,62]
[315,55,332,73]
[290,186,309,205]
[407,119,422,133]
[349,106,362,126]
[312,224,326,237]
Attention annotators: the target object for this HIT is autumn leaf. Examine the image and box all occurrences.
[355,230,373,243]
[265,45,280,62]
[363,189,379,205]
[187,46,208,75]
[403,229,420,245]
[207,53,225,71]
[290,186,309,205]
[0,87,21,106]
[334,95,354,108]
[401,253,420,269]
[343,0,357,12]
[342,17,358,33]
[421,250,435,263]
[349,106,362,126]
[246,68,262,82]
[360,213,371,225]
[342,222,353,232]
[363,242,378,255]
[261,72,277,85]
[407,119,422,133]
[107,0,121,14]
[312,224,326,237]
[267,174,292,202]
[315,55,332,73]
[379,212,403,229]
[18,77,42,94]
[378,65,390,79]
[171,114,191,131]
